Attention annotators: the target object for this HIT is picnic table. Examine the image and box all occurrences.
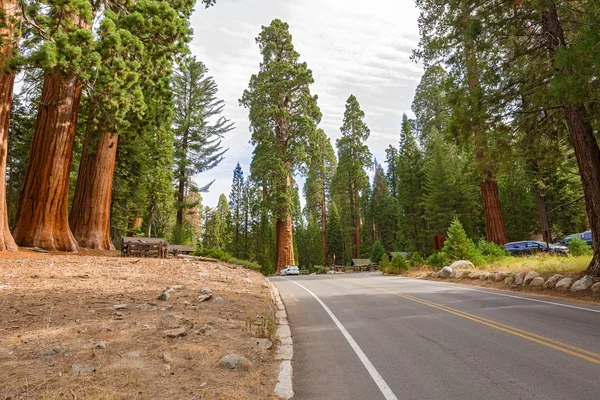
[122,237,168,258]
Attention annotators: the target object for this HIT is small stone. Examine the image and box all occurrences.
[450,260,475,269]
[198,273,209,278]
[157,287,175,301]
[164,327,187,338]
[95,342,107,350]
[200,382,207,388]
[160,313,193,329]
[36,347,69,357]
[71,364,95,375]
[213,297,226,303]
[437,266,453,278]
[200,287,212,295]
[198,294,213,302]
[219,354,251,370]
[544,274,563,289]
[112,304,128,310]
[571,275,595,292]
[162,352,174,363]
[555,277,574,291]
[523,271,541,286]
[529,277,545,287]
[252,338,273,350]
[244,278,253,284]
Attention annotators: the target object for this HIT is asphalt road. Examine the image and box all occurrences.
[271,273,600,400]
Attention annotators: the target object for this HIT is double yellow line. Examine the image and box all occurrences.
[355,282,600,366]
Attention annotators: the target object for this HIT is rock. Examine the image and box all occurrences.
[529,277,545,287]
[164,327,187,338]
[454,270,467,279]
[244,278,253,284]
[198,272,209,278]
[213,297,226,303]
[198,323,214,334]
[71,364,95,375]
[35,347,69,357]
[450,270,456,278]
[252,338,273,350]
[514,272,525,285]
[469,271,482,280]
[437,266,453,278]
[544,274,563,289]
[450,260,475,270]
[112,304,128,310]
[200,287,212,295]
[495,272,507,282]
[591,282,600,293]
[160,313,193,329]
[197,294,213,302]
[95,342,107,350]
[157,287,176,301]
[200,382,207,388]
[504,275,515,286]
[480,272,492,281]
[219,354,251,370]
[555,278,574,291]
[571,275,595,292]
[162,352,174,363]
[523,271,541,286]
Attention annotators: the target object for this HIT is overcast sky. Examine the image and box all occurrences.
[190,0,423,207]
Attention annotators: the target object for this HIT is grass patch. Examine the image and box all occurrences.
[479,254,591,276]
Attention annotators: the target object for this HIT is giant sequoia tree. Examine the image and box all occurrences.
[240,19,321,273]
[0,0,19,250]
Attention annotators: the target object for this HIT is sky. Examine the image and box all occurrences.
[189,0,424,207]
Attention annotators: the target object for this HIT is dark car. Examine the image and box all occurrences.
[581,230,593,246]
[504,241,568,256]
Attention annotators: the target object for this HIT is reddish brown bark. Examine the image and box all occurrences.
[12,70,83,251]
[541,3,600,276]
[480,174,509,245]
[69,132,118,250]
[0,0,18,251]
[276,214,295,273]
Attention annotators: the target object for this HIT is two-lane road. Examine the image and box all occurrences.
[271,273,600,400]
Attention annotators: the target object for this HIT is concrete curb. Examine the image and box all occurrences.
[266,278,294,399]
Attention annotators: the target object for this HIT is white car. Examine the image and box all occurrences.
[280,266,299,276]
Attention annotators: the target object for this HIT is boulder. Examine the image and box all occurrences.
[495,272,507,282]
[219,354,251,370]
[437,266,453,278]
[523,271,541,286]
[454,270,468,279]
[450,270,457,278]
[571,275,595,292]
[529,277,545,287]
[555,278,574,291]
[479,272,492,281]
[591,282,600,293]
[164,327,187,338]
[450,260,475,270]
[487,273,496,282]
[514,272,525,285]
[469,271,482,280]
[543,274,563,289]
[504,275,515,286]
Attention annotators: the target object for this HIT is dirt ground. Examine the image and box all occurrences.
[0,250,278,399]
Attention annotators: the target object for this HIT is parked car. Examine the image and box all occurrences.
[559,234,579,245]
[280,265,299,276]
[581,230,593,246]
[504,241,568,256]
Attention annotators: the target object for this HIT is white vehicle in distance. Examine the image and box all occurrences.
[280,265,299,276]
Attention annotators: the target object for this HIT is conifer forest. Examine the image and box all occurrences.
[2,0,600,277]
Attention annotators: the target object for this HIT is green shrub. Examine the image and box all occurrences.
[568,237,593,256]
[312,265,324,274]
[442,217,482,263]
[194,247,262,272]
[426,252,447,270]
[391,254,409,272]
[379,257,393,274]
[371,240,386,263]
[231,258,261,271]
[477,238,510,262]
[410,252,424,267]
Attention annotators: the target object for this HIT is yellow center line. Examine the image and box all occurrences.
[353,281,600,366]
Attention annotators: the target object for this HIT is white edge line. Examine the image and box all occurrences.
[284,278,398,400]
[395,276,600,314]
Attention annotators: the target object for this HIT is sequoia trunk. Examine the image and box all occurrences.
[69,132,118,250]
[276,214,295,273]
[541,3,600,276]
[480,174,509,245]
[535,187,551,244]
[12,70,83,251]
[0,0,18,250]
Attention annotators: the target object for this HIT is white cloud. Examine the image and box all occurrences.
[189,0,422,207]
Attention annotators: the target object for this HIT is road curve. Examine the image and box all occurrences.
[271,273,600,400]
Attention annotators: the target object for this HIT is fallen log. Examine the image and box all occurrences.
[175,254,219,263]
